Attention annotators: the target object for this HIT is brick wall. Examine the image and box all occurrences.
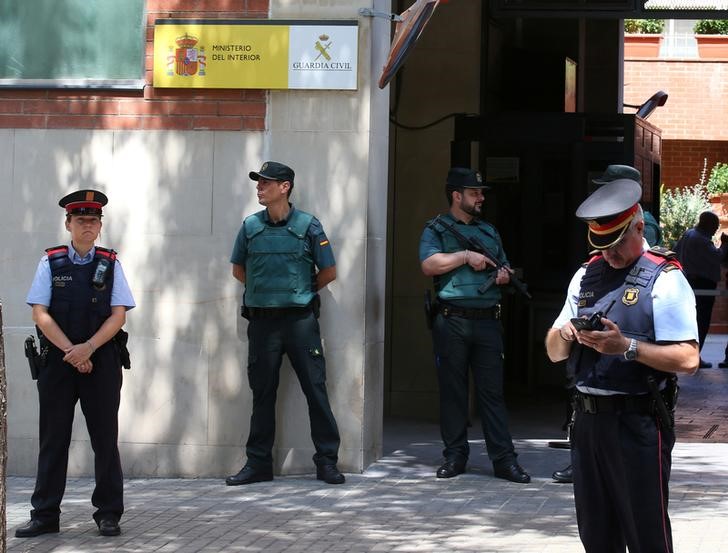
[626,58,728,336]
[0,0,269,131]
[624,59,728,142]
[662,139,728,189]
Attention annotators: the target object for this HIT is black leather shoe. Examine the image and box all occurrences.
[494,462,531,483]
[15,519,60,538]
[719,360,728,368]
[699,358,712,368]
[436,460,466,479]
[98,518,121,537]
[225,465,273,486]
[552,464,573,483]
[316,464,345,484]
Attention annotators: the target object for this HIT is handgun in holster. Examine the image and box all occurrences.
[647,375,677,431]
[24,335,40,380]
[113,329,131,370]
[424,290,437,330]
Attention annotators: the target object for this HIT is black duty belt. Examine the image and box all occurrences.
[437,303,501,320]
[246,305,313,319]
[574,392,655,415]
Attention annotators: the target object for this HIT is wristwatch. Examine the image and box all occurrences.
[623,338,638,361]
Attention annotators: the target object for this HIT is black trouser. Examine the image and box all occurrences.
[686,275,717,351]
[31,343,123,524]
[245,310,340,469]
[431,313,516,466]
[572,409,674,553]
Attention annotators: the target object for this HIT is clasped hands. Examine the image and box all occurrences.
[63,342,95,373]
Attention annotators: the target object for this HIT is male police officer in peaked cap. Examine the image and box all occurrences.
[419,167,530,484]
[228,161,345,486]
[545,178,698,552]
[17,189,135,538]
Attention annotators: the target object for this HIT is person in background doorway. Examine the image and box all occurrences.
[674,211,728,368]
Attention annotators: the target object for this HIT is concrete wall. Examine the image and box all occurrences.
[1,0,389,477]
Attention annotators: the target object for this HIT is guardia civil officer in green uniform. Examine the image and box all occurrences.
[419,167,530,483]
[227,161,344,486]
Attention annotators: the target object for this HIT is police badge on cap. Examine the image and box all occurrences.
[249,161,295,183]
[59,189,108,216]
[446,167,489,189]
[575,179,642,250]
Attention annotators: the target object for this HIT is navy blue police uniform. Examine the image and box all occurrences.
[19,189,135,538]
[551,178,698,553]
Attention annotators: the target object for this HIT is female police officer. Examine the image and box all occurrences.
[16,189,135,538]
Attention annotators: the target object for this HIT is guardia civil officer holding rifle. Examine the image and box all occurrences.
[16,190,134,538]
[545,178,698,553]
[419,167,530,484]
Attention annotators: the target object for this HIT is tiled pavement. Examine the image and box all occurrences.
[5,336,728,552]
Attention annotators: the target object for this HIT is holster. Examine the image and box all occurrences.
[424,290,436,330]
[24,336,40,380]
[113,329,131,370]
[647,375,677,431]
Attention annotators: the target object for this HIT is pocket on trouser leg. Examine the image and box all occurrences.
[307,347,326,384]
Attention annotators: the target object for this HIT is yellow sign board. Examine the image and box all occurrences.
[153,20,358,90]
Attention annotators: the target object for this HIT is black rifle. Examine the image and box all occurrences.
[428,215,532,299]
[24,335,40,380]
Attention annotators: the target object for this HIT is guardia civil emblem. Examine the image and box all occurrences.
[622,287,639,306]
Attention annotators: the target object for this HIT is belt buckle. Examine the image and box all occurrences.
[582,395,597,414]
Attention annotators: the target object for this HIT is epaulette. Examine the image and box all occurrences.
[45,245,71,272]
[94,246,117,262]
[45,245,68,259]
[647,246,677,259]
[584,253,603,267]
[644,247,682,272]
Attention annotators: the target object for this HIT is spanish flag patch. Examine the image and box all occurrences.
[319,240,330,247]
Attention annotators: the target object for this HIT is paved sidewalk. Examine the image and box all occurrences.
[6,336,728,552]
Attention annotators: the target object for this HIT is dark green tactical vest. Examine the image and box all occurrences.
[429,214,506,307]
[243,209,315,308]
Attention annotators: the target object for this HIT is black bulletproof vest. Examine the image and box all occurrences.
[47,246,115,343]
[567,251,677,394]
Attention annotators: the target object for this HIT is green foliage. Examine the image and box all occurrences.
[624,19,642,33]
[706,162,728,195]
[693,19,728,35]
[659,184,711,248]
[625,19,665,34]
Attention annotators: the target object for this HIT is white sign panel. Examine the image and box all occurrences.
[288,24,358,90]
